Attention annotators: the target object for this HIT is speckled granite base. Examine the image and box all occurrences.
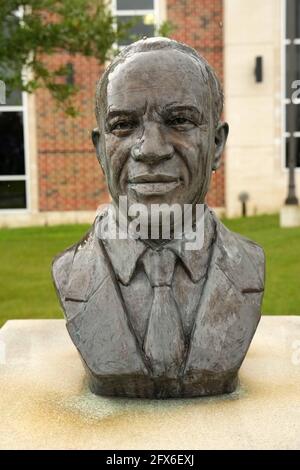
[0,317,300,450]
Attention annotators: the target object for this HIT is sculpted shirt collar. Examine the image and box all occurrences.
[100,205,216,285]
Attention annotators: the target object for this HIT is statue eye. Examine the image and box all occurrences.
[115,122,128,129]
[170,117,190,125]
[110,120,137,134]
[168,116,196,129]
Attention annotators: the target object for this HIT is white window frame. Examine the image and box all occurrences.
[0,6,30,212]
[112,0,162,49]
[0,90,30,213]
[282,0,300,171]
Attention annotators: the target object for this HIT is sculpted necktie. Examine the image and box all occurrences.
[142,248,185,377]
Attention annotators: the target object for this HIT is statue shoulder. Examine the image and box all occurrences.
[52,220,98,299]
[52,244,76,300]
[214,216,265,290]
[52,211,112,310]
[208,209,265,262]
[235,231,265,264]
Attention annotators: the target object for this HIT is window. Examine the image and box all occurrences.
[114,0,157,47]
[0,8,27,209]
[284,0,300,168]
[0,82,27,209]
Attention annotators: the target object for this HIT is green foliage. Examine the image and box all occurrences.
[0,1,175,115]
[156,20,176,38]
[0,1,143,115]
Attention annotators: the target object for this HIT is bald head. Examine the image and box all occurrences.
[95,37,223,130]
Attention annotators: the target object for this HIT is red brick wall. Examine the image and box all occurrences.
[36,0,224,211]
[36,54,109,211]
[167,0,225,207]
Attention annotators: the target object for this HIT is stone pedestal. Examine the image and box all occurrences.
[280,205,300,227]
[0,317,300,450]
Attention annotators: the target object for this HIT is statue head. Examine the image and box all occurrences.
[92,37,228,214]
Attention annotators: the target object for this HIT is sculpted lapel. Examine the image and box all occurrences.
[52,221,150,382]
[184,217,264,384]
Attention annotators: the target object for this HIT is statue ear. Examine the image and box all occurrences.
[91,127,106,175]
[212,122,229,171]
[92,127,100,149]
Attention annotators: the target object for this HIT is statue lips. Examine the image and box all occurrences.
[128,174,182,196]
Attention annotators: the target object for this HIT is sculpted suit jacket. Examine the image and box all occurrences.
[52,208,265,398]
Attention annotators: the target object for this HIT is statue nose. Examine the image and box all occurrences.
[131,123,173,164]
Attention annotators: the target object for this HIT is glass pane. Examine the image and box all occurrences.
[118,15,155,45]
[285,103,300,132]
[2,87,22,107]
[286,0,300,39]
[285,45,300,98]
[0,112,25,175]
[117,0,153,10]
[0,13,23,106]
[285,137,300,167]
[0,180,26,209]
[0,77,22,107]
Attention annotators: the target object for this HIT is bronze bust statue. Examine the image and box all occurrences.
[52,37,265,398]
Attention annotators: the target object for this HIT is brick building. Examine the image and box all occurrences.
[0,0,299,226]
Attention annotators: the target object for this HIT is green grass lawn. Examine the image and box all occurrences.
[0,213,299,326]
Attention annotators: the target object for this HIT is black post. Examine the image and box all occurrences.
[238,192,249,217]
[242,201,246,217]
[285,0,299,205]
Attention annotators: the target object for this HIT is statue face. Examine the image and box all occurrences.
[95,49,227,210]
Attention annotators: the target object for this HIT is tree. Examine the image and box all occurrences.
[0,1,173,115]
